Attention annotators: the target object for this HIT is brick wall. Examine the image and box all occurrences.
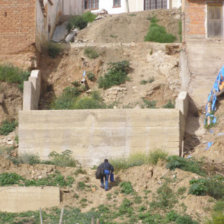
[185,0,206,39]
[0,0,36,54]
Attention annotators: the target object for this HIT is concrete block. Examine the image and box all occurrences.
[0,187,60,212]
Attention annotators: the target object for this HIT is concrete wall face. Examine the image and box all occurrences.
[36,0,62,50]
[19,109,180,166]
[23,70,41,110]
[62,0,83,15]
[0,187,60,212]
[0,0,36,54]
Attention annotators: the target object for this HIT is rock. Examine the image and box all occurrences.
[65,29,78,43]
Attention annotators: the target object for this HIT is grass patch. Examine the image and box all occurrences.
[143,99,157,108]
[150,182,177,209]
[111,150,167,171]
[120,182,134,194]
[98,61,130,89]
[145,16,176,43]
[47,42,63,58]
[84,47,99,59]
[87,72,96,81]
[207,200,224,224]
[0,120,17,135]
[189,176,224,199]
[163,100,175,108]
[166,156,206,176]
[0,64,29,91]
[0,171,74,187]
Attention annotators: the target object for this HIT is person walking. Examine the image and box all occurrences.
[98,159,114,191]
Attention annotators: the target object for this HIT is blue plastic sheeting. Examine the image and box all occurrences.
[205,66,224,125]
[205,142,213,151]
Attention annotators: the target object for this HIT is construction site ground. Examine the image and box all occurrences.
[0,8,223,224]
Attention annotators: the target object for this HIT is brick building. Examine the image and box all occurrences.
[184,0,224,39]
[0,0,62,54]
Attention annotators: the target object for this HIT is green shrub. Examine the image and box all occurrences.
[145,16,176,43]
[87,72,96,81]
[166,210,179,221]
[189,176,224,199]
[0,173,24,186]
[176,215,198,224]
[120,182,134,194]
[207,201,224,224]
[0,64,29,90]
[143,99,156,108]
[51,87,81,109]
[67,15,88,31]
[177,186,187,195]
[77,181,86,190]
[82,11,97,22]
[47,42,63,58]
[48,150,77,167]
[72,81,81,87]
[0,120,17,135]
[98,61,130,89]
[84,47,99,59]
[151,183,177,209]
[140,80,148,85]
[163,100,175,108]
[74,96,105,109]
[166,156,206,176]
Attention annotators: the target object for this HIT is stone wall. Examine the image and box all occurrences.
[0,186,60,212]
[0,0,36,54]
[23,70,41,110]
[19,109,180,166]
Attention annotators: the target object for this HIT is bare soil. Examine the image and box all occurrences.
[77,9,181,43]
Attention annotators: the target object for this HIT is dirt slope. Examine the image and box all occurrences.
[77,9,181,43]
[0,156,214,223]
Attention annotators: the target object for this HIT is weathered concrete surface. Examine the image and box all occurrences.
[23,70,41,110]
[186,40,224,107]
[19,109,180,166]
[0,187,60,212]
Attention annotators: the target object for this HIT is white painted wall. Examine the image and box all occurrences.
[172,0,181,8]
[92,0,128,14]
[128,0,144,12]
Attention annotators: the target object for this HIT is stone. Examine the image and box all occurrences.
[52,21,69,42]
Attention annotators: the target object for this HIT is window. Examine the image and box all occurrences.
[144,0,167,10]
[207,4,223,38]
[84,0,99,10]
[113,0,121,7]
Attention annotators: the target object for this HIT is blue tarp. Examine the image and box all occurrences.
[205,66,224,125]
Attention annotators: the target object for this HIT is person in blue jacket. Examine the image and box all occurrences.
[98,159,114,191]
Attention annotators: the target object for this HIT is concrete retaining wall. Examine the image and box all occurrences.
[0,187,60,212]
[175,91,189,156]
[23,70,41,110]
[19,109,180,166]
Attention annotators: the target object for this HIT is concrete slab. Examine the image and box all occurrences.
[52,21,68,42]
[0,186,60,212]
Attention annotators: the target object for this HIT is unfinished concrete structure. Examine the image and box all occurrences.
[0,187,60,212]
[19,109,181,167]
[182,0,224,107]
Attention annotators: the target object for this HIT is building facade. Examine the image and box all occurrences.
[184,0,224,40]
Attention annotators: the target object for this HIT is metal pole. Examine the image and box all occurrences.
[59,207,64,224]
[39,208,43,224]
